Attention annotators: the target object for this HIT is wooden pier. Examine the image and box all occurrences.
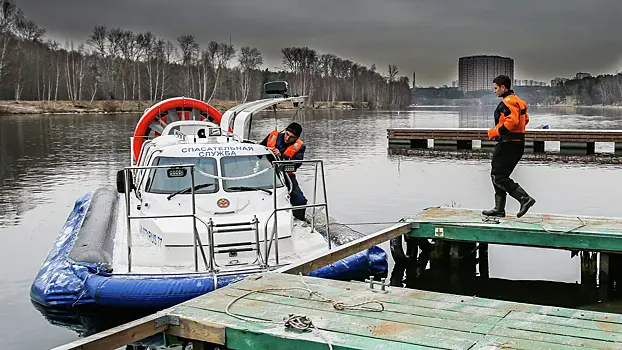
[388,128,622,156]
[53,272,622,350]
[399,207,622,302]
[52,209,622,349]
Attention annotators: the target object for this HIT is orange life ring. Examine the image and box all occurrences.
[132,97,222,162]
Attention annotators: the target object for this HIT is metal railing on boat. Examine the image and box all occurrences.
[264,159,331,267]
[121,163,209,273]
[119,158,332,274]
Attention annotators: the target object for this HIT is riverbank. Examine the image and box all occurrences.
[0,99,370,115]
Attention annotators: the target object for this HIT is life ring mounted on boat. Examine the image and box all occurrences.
[132,97,223,163]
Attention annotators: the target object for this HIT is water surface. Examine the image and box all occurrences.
[1,105,621,349]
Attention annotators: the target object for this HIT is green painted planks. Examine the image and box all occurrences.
[218,287,494,334]
[488,327,622,349]
[185,289,482,349]
[225,328,435,350]
[405,207,622,235]
[408,223,622,251]
[168,306,426,350]
[470,335,600,350]
[224,273,622,324]
[172,273,622,349]
[229,274,507,321]
[505,311,622,333]
[495,318,622,343]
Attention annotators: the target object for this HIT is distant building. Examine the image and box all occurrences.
[514,79,548,87]
[576,72,591,79]
[458,55,514,92]
[551,77,569,87]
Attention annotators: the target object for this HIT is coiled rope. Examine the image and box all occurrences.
[225,274,385,349]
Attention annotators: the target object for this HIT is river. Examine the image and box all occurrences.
[1,105,621,349]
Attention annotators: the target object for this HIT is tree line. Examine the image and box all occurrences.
[413,74,622,106]
[0,0,411,108]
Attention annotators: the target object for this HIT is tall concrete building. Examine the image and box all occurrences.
[458,55,514,92]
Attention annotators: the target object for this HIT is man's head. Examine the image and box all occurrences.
[284,122,302,143]
[493,75,511,97]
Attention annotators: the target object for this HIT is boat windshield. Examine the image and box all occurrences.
[146,156,219,194]
[221,155,284,192]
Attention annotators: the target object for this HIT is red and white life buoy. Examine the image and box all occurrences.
[132,97,222,162]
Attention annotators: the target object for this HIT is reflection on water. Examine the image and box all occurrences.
[1,106,622,348]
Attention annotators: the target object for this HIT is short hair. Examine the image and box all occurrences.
[493,75,511,89]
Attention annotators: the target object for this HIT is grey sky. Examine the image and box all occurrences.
[16,0,622,86]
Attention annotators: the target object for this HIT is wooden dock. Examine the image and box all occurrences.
[53,272,622,349]
[400,207,622,302]
[405,207,622,252]
[387,127,622,156]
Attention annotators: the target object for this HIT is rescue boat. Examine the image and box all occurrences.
[30,82,388,311]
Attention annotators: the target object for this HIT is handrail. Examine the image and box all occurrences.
[263,159,331,267]
[121,163,209,273]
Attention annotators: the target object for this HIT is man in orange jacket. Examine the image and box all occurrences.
[483,75,536,218]
[259,122,308,220]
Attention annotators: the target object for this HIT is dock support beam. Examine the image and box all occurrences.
[457,140,473,150]
[478,243,489,279]
[533,141,545,153]
[410,139,428,149]
[599,252,611,301]
[581,251,597,302]
[616,142,622,156]
[560,142,595,155]
[448,242,477,293]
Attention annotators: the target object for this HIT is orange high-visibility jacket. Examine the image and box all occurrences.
[496,94,529,138]
[266,130,304,173]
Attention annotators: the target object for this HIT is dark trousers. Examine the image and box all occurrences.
[285,173,308,220]
[491,141,524,195]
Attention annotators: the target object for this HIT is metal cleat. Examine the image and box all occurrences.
[364,276,390,292]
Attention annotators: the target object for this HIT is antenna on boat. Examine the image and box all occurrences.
[264,81,290,132]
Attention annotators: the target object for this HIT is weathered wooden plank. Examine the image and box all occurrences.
[222,274,507,321]
[224,327,429,350]
[496,318,622,342]
[387,128,622,143]
[274,274,622,325]
[275,222,411,275]
[488,327,621,349]
[166,316,226,345]
[170,305,425,350]
[505,311,622,334]
[469,335,598,350]
[229,281,503,324]
[50,312,169,350]
[407,207,622,236]
[218,287,494,334]
[186,289,482,349]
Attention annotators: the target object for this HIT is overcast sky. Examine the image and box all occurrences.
[15,0,622,87]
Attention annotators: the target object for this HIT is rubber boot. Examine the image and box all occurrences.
[509,184,536,218]
[482,193,506,217]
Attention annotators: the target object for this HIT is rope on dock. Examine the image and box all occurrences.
[225,274,385,349]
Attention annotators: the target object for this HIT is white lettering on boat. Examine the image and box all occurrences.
[198,151,236,157]
[181,146,254,153]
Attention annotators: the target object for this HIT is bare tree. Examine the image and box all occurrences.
[238,46,263,102]
[208,42,235,102]
[0,0,20,88]
[177,34,199,97]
